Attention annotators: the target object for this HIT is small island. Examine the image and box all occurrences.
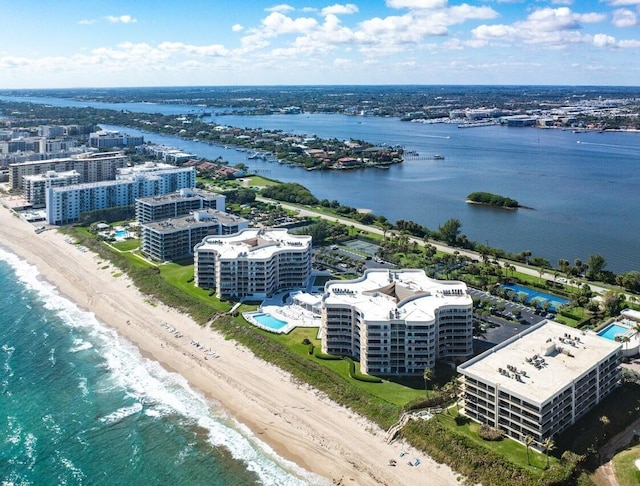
[466,192,520,209]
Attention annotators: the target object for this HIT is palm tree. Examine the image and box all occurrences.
[543,438,555,469]
[620,335,631,354]
[423,367,434,394]
[524,435,534,465]
[634,321,640,340]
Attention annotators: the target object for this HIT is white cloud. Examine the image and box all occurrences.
[261,12,319,34]
[472,7,608,49]
[592,34,617,47]
[618,39,640,47]
[386,0,448,9]
[232,24,244,32]
[612,9,638,27]
[321,4,359,16]
[605,0,640,6]
[265,4,295,13]
[157,42,229,57]
[78,19,96,25]
[105,15,137,24]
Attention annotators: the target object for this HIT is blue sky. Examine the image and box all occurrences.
[1,0,639,88]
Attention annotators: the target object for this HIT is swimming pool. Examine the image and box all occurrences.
[114,229,128,238]
[252,313,288,331]
[597,323,630,341]
[500,284,569,312]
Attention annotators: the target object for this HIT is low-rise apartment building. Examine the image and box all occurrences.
[140,209,248,262]
[136,188,226,223]
[321,269,473,376]
[457,320,620,449]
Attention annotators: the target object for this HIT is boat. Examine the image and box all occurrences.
[433,154,445,160]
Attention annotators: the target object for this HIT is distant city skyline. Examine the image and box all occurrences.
[2,0,640,89]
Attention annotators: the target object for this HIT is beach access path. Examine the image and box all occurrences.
[0,204,460,486]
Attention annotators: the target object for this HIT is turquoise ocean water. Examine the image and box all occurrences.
[0,247,320,486]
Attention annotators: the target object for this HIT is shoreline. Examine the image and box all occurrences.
[0,203,459,485]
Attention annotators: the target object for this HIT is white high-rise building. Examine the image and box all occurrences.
[45,166,195,225]
[321,269,473,376]
[194,228,312,300]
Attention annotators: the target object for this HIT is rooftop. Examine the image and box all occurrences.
[324,269,471,323]
[458,320,620,405]
[197,228,311,260]
[142,209,247,233]
[136,188,222,206]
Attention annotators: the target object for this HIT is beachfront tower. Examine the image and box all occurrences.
[321,269,473,376]
[194,228,312,300]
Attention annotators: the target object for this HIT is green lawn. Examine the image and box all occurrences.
[612,443,640,486]
[436,413,555,472]
[159,262,234,313]
[112,239,140,251]
[270,328,428,406]
[244,175,279,187]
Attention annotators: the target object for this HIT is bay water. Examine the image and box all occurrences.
[2,93,639,272]
[0,247,321,486]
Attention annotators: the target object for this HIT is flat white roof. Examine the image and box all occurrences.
[458,320,620,406]
[196,228,311,260]
[324,269,471,323]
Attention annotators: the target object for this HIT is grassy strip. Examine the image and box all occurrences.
[612,443,640,486]
[400,416,584,486]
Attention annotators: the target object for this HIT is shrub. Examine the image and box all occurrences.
[308,343,314,355]
[478,424,504,441]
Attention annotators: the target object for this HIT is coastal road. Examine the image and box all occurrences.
[257,195,616,297]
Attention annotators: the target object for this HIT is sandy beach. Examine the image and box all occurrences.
[0,203,459,486]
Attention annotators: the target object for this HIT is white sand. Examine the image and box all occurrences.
[0,203,459,486]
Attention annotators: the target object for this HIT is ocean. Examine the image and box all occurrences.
[0,247,320,486]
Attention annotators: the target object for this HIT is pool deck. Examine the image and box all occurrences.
[243,292,322,334]
[592,318,640,357]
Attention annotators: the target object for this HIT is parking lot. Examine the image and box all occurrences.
[468,287,548,354]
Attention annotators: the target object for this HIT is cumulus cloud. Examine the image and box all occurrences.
[265,4,295,13]
[105,15,137,24]
[471,6,609,49]
[605,0,640,6]
[232,24,244,32]
[612,9,638,27]
[321,4,359,16]
[157,41,228,57]
[386,0,448,9]
[592,34,617,47]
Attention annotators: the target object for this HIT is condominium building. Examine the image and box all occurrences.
[140,209,248,262]
[136,188,226,224]
[89,130,144,149]
[23,170,81,208]
[45,166,195,225]
[9,151,127,190]
[194,228,312,300]
[321,269,473,376]
[457,320,620,449]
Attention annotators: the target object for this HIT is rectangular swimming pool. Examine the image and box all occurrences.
[597,323,630,341]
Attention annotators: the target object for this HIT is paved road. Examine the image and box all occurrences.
[258,195,619,297]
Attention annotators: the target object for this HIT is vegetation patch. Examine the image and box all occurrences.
[467,191,520,208]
